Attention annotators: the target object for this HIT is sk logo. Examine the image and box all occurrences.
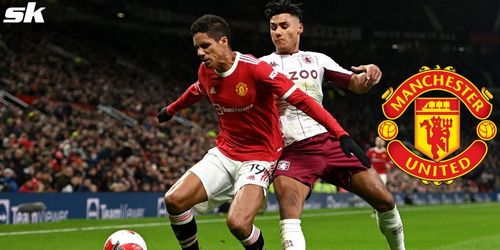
[378,66,497,185]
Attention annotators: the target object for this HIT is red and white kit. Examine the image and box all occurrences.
[168,52,347,212]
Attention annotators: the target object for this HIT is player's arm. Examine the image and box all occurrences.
[258,62,370,167]
[258,61,344,137]
[284,83,370,167]
[157,81,205,123]
[347,64,382,94]
[320,53,381,94]
[284,86,347,138]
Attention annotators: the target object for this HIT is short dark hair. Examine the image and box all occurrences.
[264,0,303,22]
[190,14,231,44]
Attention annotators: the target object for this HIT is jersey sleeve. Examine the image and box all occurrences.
[317,53,353,89]
[254,60,297,98]
[254,60,348,138]
[285,88,348,138]
[166,81,205,115]
[167,65,208,115]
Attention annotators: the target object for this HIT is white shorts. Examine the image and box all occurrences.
[379,173,388,185]
[189,147,276,214]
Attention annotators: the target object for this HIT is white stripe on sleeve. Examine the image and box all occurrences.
[281,85,298,100]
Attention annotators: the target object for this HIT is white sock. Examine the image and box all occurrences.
[280,219,306,250]
[168,210,194,225]
[240,225,260,246]
[376,206,405,250]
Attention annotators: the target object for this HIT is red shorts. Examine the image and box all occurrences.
[274,132,367,192]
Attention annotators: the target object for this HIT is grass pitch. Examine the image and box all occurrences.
[0,202,499,249]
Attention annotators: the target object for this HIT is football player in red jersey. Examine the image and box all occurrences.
[157,14,368,250]
[261,1,405,249]
[367,136,394,185]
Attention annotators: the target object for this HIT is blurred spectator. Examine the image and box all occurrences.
[62,175,83,193]
[0,168,19,192]
[19,178,44,192]
[107,168,132,192]
[78,177,97,192]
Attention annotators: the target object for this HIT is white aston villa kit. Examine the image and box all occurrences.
[261,51,353,146]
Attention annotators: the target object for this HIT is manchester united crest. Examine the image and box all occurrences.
[235,82,248,96]
[415,98,460,161]
[378,66,496,185]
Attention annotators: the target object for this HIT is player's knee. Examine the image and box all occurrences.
[374,192,395,213]
[278,192,301,206]
[226,214,252,238]
[164,191,187,214]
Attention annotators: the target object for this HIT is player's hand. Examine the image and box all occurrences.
[351,64,382,87]
[339,135,371,168]
[157,107,172,123]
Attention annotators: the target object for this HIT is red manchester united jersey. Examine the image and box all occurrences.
[367,147,393,174]
[169,52,294,161]
[167,52,348,161]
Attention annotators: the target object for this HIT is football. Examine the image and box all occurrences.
[103,230,148,250]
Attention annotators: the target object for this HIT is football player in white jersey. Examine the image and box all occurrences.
[261,1,405,249]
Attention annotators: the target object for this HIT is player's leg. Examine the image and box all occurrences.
[226,160,276,250]
[273,135,327,250]
[369,173,387,218]
[322,134,404,250]
[164,171,206,250]
[165,171,207,214]
[349,169,405,250]
[349,169,394,212]
[274,176,309,219]
[274,175,309,250]
[227,184,266,250]
[165,148,234,250]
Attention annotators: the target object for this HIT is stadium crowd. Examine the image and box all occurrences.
[0,0,499,196]
[0,26,218,193]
